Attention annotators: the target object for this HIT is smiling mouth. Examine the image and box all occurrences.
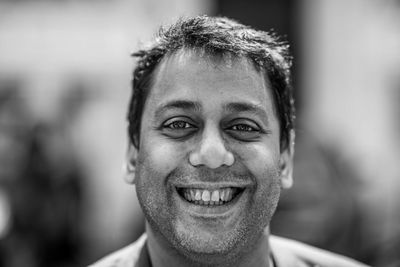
[176,187,244,206]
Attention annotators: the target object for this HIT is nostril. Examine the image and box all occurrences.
[189,152,201,166]
[224,152,235,166]
[189,145,234,168]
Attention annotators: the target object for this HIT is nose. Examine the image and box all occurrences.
[189,124,234,169]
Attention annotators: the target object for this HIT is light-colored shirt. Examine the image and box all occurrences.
[89,234,370,267]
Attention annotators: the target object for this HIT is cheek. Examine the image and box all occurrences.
[232,141,280,178]
[139,136,188,175]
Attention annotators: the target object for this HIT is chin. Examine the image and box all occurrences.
[171,219,265,265]
[174,238,240,266]
[178,232,237,255]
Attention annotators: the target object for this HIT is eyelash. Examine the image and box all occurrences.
[164,120,195,129]
[161,117,264,143]
[163,121,258,132]
[230,124,258,132]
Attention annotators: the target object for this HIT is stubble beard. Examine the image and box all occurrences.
[135,164,282,266]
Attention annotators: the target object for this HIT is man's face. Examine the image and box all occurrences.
[133,50,293,258]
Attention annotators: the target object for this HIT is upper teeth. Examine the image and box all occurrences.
[181,188,237,205]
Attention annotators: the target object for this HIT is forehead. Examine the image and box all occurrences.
[146,49,276,114]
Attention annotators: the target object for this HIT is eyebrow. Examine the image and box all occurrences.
[224,102,269,122]
[154,100,269,123]
[154,100,202,118]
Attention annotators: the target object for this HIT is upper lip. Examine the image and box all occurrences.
[172,182,252,190]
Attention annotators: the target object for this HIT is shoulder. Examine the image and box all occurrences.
[88,233,369,267]
[270,235,370,267]
[88,234,147,267]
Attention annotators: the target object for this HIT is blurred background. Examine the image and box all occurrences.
[1,0,399,266]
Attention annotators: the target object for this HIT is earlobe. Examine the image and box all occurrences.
[279,130,295,189]
[279,157,293,189]
[124,144,138,184]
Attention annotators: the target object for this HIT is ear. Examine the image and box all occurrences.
[124,143,138,184]
[279,130,295,189]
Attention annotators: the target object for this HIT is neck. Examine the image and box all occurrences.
[146,223,273,267]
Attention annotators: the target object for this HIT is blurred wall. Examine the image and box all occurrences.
[301,0,400,263]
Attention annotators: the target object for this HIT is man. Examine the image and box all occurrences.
[91,16,368,267]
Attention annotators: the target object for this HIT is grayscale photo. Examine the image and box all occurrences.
[0,1,399,267]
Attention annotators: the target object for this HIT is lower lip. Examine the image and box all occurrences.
[174,187,247,218]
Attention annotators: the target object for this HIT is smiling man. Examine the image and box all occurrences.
[90,16,368,267]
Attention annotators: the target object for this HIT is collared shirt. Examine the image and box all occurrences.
[89,234,369,267]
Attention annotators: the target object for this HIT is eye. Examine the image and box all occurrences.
[161,117,197,139]
[166,120,193,129]
[231,124,257,132]
[225,120,262,141]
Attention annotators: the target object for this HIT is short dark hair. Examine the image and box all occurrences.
[128,15,295,149]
